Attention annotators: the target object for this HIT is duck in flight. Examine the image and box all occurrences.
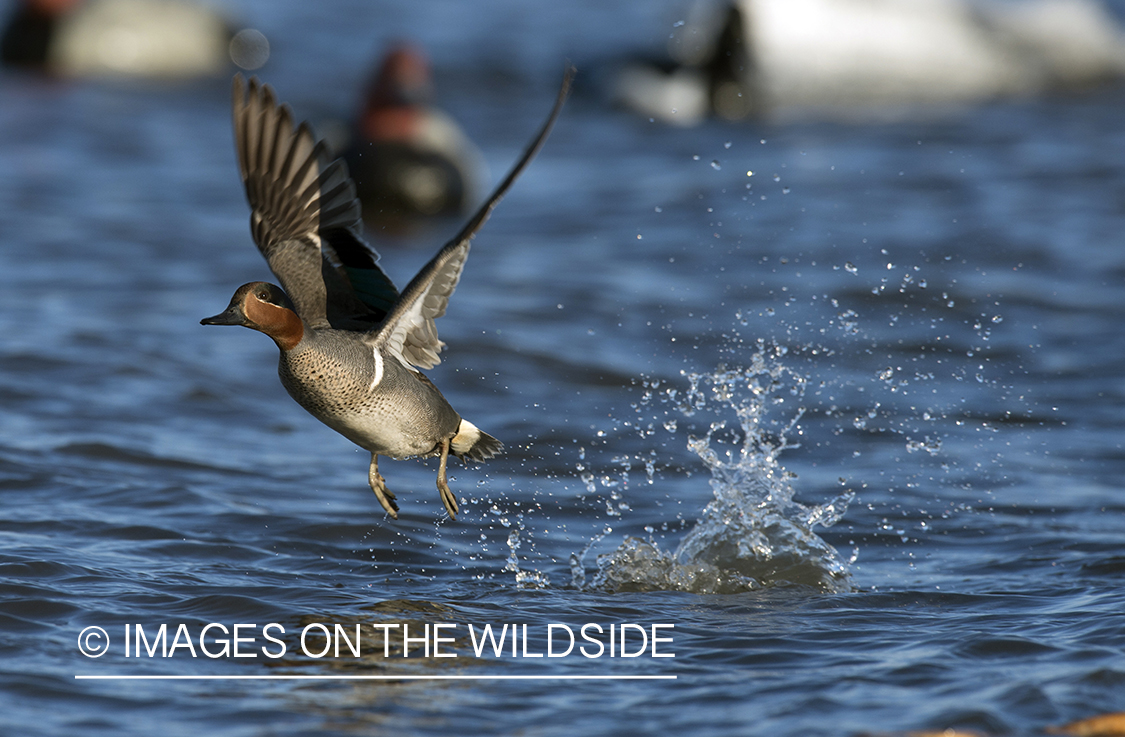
[202,68,573,519]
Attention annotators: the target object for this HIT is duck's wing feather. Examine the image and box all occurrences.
[371,66,575,370]
[232,74,399,329]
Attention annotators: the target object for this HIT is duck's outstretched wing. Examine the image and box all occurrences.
[371,66,575,370]
[232,74,399,329]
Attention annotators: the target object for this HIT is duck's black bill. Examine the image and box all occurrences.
[200,308,247,327]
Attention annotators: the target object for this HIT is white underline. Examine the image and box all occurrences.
[76,674,675,681]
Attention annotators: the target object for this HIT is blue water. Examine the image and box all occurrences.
[1,1,1124,735]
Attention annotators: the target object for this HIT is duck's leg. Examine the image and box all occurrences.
[436,438,458,519]
[368,454,399,519]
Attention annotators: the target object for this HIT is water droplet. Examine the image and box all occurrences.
[906,437,942,455]
[711,160,721,170]
[229,28,270,70]
[844,262,858,275]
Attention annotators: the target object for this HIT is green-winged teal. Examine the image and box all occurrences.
[202,68,572,519]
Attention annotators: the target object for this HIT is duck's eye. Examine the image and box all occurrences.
[256,290,270,302]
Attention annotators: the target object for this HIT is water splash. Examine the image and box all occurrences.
[501,512,550,589]
[580,344,855,594]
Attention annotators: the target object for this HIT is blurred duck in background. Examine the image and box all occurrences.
[344,44,484,232]
[615,0,1125,124]
[1,0,267,78]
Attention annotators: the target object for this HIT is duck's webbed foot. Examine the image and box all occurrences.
[436,438,458,520]
[368,454,399,519]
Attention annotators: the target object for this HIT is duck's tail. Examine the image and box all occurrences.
[451,418,502,462]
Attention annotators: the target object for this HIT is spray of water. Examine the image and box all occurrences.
[573,342,854,594]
